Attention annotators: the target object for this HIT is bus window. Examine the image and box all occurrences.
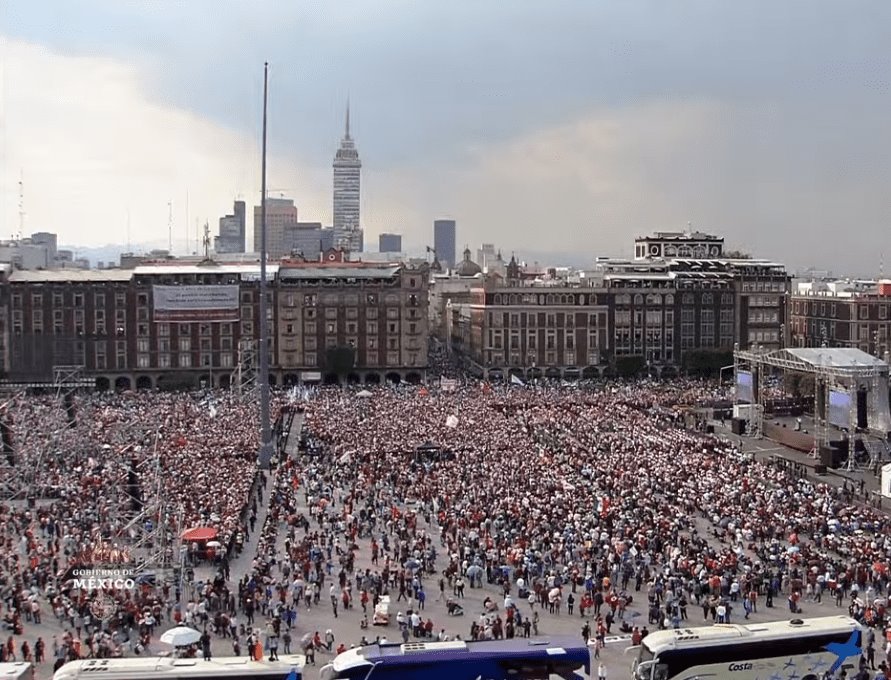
[498,659,587,680]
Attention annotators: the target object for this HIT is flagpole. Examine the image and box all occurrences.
[258,62,274,469]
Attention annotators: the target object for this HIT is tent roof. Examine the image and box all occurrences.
[782,348,887,370]
[181,527,218,542]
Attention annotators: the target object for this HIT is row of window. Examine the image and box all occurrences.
[488,312,607,328]
[794,300,889,320]
[486,351,600,366]
[281,320,418,335]
[280,350,405,367]
[487,330,605,351]
[614,292,735,306]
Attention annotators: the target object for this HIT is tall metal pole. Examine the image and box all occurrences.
[258,62,274,469]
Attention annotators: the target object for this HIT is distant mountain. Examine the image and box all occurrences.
[60,239,200,267]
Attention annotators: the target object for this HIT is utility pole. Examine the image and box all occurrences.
[258,62,274,469]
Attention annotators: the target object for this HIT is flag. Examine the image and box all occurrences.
[510,374,525,386]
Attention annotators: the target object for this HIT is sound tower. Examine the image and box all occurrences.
[857,387,868,430]
[815,380,825,423]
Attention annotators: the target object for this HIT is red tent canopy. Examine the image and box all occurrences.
[182,527,218,542]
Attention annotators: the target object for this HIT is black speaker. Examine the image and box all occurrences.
[1,420,13,466]
[127,460,142,512]
[857,388,868,429]
[815,381,825,420]
[64,393,77,426]
[731,418,746,435]
[819,446,833,467]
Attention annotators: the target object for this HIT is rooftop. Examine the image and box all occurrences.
[8,269,133,283]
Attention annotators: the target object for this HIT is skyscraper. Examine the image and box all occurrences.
[379,233,402,253]
[253,197,299,259]
[215,200,246,253]
[434,219,456,269]
[333,102,362,253]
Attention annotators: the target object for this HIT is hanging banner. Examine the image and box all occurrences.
[152,285,240,322]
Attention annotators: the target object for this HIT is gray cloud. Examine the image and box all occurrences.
[2,0,890,272]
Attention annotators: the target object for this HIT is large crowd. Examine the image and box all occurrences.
[0,390,285,664]
[1,376,890,677]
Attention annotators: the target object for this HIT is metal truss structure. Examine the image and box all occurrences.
[734,346,888,467]
[231,339,259,401]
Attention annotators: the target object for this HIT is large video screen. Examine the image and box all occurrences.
[736,370,754,403]
[828,389,852,429]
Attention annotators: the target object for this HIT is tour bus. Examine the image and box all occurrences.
[0,663,34,680]
[52,656,304,680]
[630,616,862,680]
[319,637,590,680]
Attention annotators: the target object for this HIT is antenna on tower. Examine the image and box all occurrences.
[17,171,25,240]
[167,201,174,253]
[185,191,190,254]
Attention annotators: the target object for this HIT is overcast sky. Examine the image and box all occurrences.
[1,1,890,273]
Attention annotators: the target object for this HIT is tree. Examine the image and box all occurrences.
[325,346,356,382]
[681,349,733,378]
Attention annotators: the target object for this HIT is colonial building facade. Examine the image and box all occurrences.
[789,288,891,358]
[0,251,428,389]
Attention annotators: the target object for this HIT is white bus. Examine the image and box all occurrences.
[0,664,34,680]
[631,616,862,680]
[53,656,305,680]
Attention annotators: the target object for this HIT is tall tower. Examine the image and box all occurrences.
[333,100,362,252]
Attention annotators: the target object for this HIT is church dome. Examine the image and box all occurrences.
[454,247,482,276]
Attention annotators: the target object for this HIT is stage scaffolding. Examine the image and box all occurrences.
[733,346,890,469]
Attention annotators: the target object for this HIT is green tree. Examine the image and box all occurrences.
[325,346,356,382]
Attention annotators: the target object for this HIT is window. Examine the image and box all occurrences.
[74,293,84,307]
[11,295,21,308]
[220,353,233,368]
[159,338,171,352]
[200,323,211,336]
[53,293,63,307]
[325,307,338,320]
[220,322,232,335]
[387,351,400,366]
[31,294,43,308]
[200,338,212,351]
[179,353,192,368]
[158,354,171,368]
[200,353,212,367]
[137,339,150,353]
[326,322,336,334]
[242,320,254,335]
[179,337,191,352]
[95,293,105,308]
[305,294,317,306]
[137,354,151,368]
[137,323,149,336]
[115,293,126,307]
[305,352,317,365]
[158,323,170,336]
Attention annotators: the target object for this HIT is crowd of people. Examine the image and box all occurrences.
[1,376,891,677]
[0,390,287,665]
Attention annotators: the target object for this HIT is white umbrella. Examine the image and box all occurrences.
[206,541,222,548]
[160,626,201,647]
[356,390,373,398]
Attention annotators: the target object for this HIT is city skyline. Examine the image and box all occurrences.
[1,1,891,275]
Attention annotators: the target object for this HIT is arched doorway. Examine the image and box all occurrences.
[527,367,543,380]
[95,377,110,391]
[218,374,231,389]
[114,376,132,391]
[405,372,422,385]
[385,372,401,385]
[488,369,504,382]
[582,366,598,380]
[545,367,561,381]
[283,373,299,386]
[364,373,381,384]
[346,373,361,385]
[324,373,340,385]
[136,375,153,390]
